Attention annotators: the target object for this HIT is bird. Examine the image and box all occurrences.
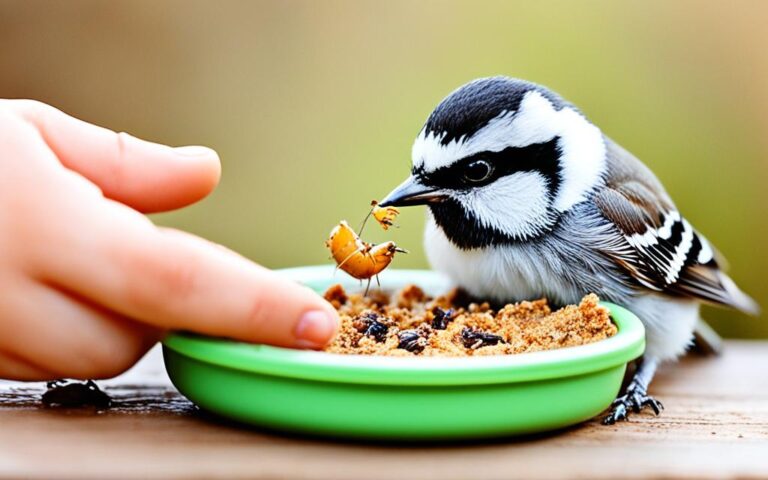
[378,76,759,424]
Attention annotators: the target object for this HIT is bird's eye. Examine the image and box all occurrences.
[463,160,493,183]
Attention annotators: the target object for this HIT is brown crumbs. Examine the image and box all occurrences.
[323,284,617,357]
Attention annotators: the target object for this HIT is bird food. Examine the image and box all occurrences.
[323,284,617,356]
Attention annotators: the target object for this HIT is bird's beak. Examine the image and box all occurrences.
[379,175,447,207]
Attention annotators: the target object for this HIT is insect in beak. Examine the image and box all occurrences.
[370,201,400,230]
[358,200,400,233]
[378,175,447,207]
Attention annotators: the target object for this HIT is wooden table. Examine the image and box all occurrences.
[1,341,767,480]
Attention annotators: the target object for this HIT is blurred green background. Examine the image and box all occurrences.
[0,0,765,337]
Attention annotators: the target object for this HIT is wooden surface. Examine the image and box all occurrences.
[1,341,767,480]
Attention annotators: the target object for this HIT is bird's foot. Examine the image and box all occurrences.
[602,386,664,425]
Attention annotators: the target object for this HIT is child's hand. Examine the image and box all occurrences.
[0,100,339,381]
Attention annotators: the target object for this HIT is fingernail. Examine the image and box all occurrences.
[174,145,216,157]
[294,310,338,348]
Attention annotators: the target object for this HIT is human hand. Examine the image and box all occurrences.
[0,100,338,381]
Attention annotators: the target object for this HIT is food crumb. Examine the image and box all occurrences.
[323,284,348,309]
[323,284,617,357]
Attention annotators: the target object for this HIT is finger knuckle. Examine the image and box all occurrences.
[244,289,269,337]
[0,103,43,145]
[9,99,53,125]
[106,132,131,184]
[119,240,202,312]
[13,99,47,114]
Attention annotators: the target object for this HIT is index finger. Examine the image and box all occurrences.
[41,200,339,349]
[4,99,221,213]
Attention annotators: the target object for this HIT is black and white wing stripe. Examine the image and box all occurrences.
[594,139,758,314]
[622,210,714,287]
[595,192,755,313]
[621,210,714,287]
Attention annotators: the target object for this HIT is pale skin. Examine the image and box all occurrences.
[0,100,339,381]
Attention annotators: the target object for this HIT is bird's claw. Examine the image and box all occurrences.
[603,387,663,425]
[603,401,627,425]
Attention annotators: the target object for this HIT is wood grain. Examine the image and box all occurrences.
[1,341,766,480]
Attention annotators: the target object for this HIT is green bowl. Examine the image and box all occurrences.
[163,266,645,440]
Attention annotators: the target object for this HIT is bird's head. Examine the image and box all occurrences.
[380,76,607,249]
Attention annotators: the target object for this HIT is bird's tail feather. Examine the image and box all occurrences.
[719,273,760,316]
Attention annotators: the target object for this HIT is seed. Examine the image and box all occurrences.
[397,329,427,353]
[353,312,390,342]
[431,307,456,330]
[461,327,504,349]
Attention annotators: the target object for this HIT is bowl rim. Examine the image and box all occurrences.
[163,266,645,386]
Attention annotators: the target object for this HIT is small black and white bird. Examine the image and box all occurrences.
[379,76,759,424]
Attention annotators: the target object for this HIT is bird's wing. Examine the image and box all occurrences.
[592,138,758,314]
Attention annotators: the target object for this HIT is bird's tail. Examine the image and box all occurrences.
[719,273,761,316]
